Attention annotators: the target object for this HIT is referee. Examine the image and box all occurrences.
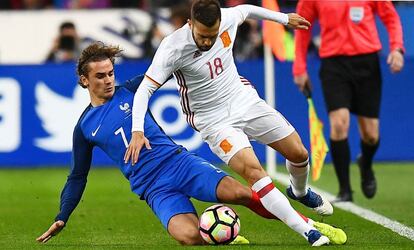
[293,1,404,202]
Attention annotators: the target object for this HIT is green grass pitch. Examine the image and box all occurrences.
[0,163,413,249]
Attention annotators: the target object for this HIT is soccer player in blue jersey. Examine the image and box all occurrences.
[36,42,346,246]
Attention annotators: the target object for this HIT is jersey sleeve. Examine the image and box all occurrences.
[375,1,405,53]
[293,0,316,76]
[121,74,145,93]
[55,124,93,223]
[131,76,159,132]
[222,7,246,25]
[144,36,180,86]
[232,4,288,25]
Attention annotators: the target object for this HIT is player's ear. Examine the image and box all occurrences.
[187,19,192,28]
[80,75,89,88]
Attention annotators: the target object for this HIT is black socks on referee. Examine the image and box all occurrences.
[360,139,380,169]
[330,138,351,193]
[330,138,380,194]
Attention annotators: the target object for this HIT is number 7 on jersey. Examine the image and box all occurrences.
[114,127,129,148]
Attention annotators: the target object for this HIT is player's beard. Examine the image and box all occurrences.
[192,32,214,51]
[198,44,212,51]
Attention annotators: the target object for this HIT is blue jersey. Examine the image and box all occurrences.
[56,75,183,223]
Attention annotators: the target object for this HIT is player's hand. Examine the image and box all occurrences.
[294,73,312,92]
[36,220,65,243]
[387,49,404,73]
[287,13,311,30]
[124,131,151,165]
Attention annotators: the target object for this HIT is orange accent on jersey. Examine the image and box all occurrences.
[145,74,162,88]
[220,31,231,48]
[220,139,233,154]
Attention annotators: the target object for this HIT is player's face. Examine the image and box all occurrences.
[190,19,220,51]
[81,59,115,106]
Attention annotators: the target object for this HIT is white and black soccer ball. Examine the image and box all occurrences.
[199,204,241,244]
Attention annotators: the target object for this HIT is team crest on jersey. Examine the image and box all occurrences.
[119,102,131,113]
[193,50,202,58]
[220,30,231,48]
[220,139,233,154]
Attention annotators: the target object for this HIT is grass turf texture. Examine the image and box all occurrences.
[0,163,413,249]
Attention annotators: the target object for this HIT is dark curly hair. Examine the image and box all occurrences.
[191,0,221,27]
[77,42,123,88]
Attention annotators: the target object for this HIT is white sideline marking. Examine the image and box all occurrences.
[275,173,414,241]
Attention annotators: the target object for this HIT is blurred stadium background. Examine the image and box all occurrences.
[0,0,413,249]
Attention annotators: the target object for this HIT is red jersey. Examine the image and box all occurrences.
[293,0,404,76]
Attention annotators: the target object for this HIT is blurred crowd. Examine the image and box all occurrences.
[2,0,410,10]
[0,0,272,9]
[11,0,276,62]
[1,0,410,63]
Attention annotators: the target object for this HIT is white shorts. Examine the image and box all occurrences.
[200,100,295,164]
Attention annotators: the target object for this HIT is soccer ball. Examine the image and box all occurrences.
[199,204,241,244]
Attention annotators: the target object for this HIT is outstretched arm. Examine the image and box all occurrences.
[233,4,310,29]
[37,124,93,243]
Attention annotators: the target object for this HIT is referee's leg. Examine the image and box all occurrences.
[329,108,352,201]
[357,116,379,198]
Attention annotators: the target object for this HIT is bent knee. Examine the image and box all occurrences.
[243,165,267,185]
[233,185,252,202]
[176,228,203,246]
[217,177,251,205]
[330,119,349,139]
[287,145,309,163]
[361,132,379,145]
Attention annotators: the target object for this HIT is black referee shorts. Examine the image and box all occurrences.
[319,52,382,118]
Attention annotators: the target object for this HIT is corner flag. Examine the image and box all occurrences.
[303,87,329,181]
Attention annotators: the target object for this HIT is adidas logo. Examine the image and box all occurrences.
[193,50,202,59]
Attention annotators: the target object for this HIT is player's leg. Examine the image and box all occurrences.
[159,153,249,245]
[243,102,332,215]
[226,147,326,244]
[267,131,309,198]
[267,131,331,215]
[173,152,329,246]
[167,151,273,220]
[168,213,205,245]
[142,160,205,245]
[214,175,274,219]
[216,175,309,221]
[144,187,204,245]
[217,176,346,245]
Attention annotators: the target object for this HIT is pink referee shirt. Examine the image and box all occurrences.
[293,0,404,76]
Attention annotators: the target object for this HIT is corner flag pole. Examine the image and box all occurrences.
[262,0,286,179]
[264,44,277,179]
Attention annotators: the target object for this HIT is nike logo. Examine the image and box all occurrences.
[204,162,222,173]
[92,124,101,137]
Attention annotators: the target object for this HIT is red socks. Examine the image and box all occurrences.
[247,189,277,219]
